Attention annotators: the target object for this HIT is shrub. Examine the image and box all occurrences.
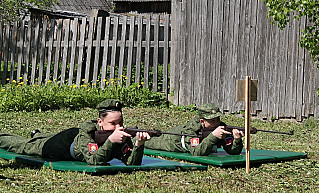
[0,76,169,112]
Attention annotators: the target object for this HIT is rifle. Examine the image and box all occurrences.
[200,125,294,139]
[95,126,294,144]
[94,126,198,144]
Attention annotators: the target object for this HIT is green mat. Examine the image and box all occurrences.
[0,148,207,173]
[144,148,307,167]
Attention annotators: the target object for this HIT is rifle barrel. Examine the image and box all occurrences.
[256,129,294,135]
[125,127,198,137]
[227,125,294,135]
[160,131,198,137]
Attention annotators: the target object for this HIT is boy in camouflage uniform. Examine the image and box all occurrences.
[145,103,244,156]
[0,99,151,165]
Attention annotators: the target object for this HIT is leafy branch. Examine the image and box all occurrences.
[0,0,56,22]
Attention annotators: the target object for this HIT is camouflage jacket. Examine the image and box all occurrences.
[72,120,144,165]
[179,118,243,156]
[145,118,243,156]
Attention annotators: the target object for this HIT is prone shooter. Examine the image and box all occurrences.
[0,99,151,165]
[142,103,293,156]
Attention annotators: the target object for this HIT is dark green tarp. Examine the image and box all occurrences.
[144,148,307,166]
[0,148,207,173]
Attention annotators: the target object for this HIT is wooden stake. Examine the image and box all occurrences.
[245,76,251,174]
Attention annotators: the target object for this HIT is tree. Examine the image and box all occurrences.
[262,0,319,67]
[0,0,55,22]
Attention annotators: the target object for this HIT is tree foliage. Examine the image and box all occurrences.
[0,0,55,22]
[262,0,319,67]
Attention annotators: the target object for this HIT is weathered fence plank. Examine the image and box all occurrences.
[0,22,3,65]
[118,16,127,79]
[10,22,17,82]
[17,20,25,82]
[135,16,143,84]
[278,24,289,118]
[296,17,306,121]
[205,0,213,105]
[163,14,169,95]
[204,0,210,104]
[209,0,218,106]
[152,15,159,92]
[2,23,10,84]
[100,17,110,89]
[249,0,258,114]
[84,17,95,84]
[169,0,180,105]
[181,0,191,105]
[53,19,62,83]
[68,18,78,86]
[24,21,32,82]
[304,50,313,117]
[222,0,232,111]
[38,19,47,85]
[216,0,224,106]
[194,0,201,104]
[60,19,70,85]
[286,18,298,118]
[92,17,103,84]
[76,17,86,87]
[126,16,135,88]
[143,15,150,88]
[229,0,241,113]
[253,1,266,115]
[46,19,55,83]
[109,16,119,81]
[31,20,40,85]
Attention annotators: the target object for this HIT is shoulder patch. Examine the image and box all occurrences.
[88,143,98,154]
[225,137,234,146]
[121,143,131,154]
[190,138,200,147]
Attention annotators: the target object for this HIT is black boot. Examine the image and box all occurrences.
[31,129,41,138]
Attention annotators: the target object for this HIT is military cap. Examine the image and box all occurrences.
[96,99,123,114]
[198,103,223,119]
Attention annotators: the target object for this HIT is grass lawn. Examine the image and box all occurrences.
[0,107,318,192]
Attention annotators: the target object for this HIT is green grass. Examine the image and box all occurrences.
[0,108,319,192]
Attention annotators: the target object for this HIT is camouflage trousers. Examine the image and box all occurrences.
[0,128,79,160]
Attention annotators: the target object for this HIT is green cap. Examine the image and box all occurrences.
[198,103,223,119]
[96,99,123,114]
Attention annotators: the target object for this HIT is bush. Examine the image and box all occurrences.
[0,77,169,112]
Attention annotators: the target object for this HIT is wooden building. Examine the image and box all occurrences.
[113,0,171,14]
[29,0,112,20]
[51,0,113,16]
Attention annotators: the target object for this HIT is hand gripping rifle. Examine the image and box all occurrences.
[200,125,294,139]
[94,126,198,144]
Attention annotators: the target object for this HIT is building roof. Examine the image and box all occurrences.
[50,0,113,16]
[113,0,170,2]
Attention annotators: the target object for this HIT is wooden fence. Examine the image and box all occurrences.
[0,15,171,94]
[170,0,319,121]
[1,1,319,121]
